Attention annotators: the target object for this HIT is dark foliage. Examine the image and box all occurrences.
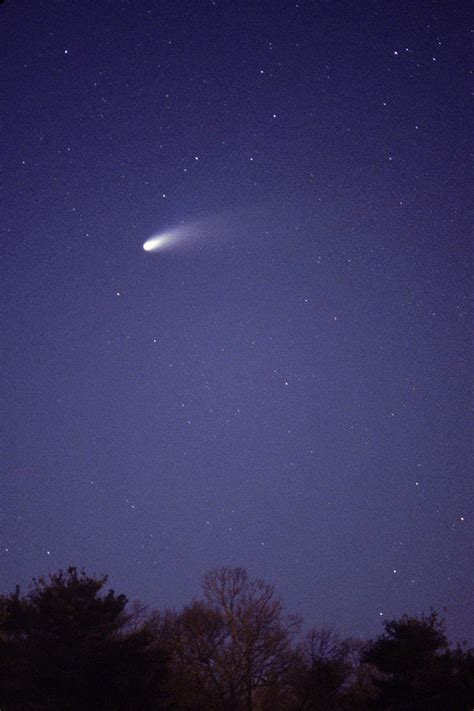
[0,567,168,711]
[363,611,474,710]
[0,567,473,711]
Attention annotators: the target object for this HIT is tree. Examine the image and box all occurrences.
[363,611,474,710]
[286,627,354,710]
[155,566,300,711]
[152,602,231,710]
[0,567,168,711]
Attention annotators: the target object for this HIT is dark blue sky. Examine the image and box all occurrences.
[2,0,472,644]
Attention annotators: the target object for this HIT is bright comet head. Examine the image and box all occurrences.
[143,234,173,252]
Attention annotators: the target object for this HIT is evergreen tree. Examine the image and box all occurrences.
[0,566,168,711]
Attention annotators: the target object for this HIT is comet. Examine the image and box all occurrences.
[142,208,256,255]
[142,223,197,252]
[142,234,174,251]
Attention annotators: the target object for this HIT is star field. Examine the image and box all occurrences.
[1,0,472,644]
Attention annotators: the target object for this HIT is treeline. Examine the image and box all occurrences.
[0,566,472,710]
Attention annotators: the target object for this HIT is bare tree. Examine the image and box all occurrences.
[155,567,300,711]
[287,627,353,710]
[202,567,300,711]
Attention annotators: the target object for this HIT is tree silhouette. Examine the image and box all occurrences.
[154,566,300,710]
[363,611,474,710]
[0,566,168,711]
[287,627,354,709]
[1,565,473,710]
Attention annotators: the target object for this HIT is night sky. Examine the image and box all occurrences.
[2,1,472,645]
